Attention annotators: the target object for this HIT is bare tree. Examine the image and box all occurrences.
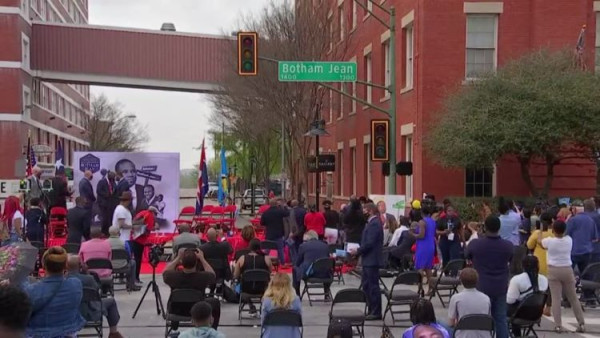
[85,94,149,152]
[209,0,350,199]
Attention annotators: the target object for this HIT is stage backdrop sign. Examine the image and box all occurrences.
[369,195,407,220]
[74,152,180,232]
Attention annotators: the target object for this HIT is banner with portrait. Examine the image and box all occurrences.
[369,194,407,220]
[73,152,180,232]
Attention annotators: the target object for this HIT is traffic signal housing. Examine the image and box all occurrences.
[237,32,258,76]
[371,119,389,162]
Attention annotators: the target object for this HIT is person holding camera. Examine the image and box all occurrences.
[163,248,222,331]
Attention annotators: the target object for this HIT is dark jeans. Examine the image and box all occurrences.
[102,298,120,327]
[439,238,461,268]
[490,293,508,338]
[572,253,593,300]
[129,241,144,281]
[362,266,382,317]
[273,237,285,264]
[292,266,331,296]
[100,208,112,235]
[171,297,221,330]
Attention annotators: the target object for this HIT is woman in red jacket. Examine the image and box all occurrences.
[304,204,326,239]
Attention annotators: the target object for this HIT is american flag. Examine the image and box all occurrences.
[576,24,586,70]
[195,138,209,215]
[25,130,36,177]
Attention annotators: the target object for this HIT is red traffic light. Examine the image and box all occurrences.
[238,32,258,76]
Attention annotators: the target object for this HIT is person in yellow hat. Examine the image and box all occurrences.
[409,200,422,222]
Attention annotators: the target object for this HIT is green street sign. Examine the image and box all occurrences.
[278,61,357,82]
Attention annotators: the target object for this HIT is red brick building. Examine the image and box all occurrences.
[0,0,90,187]
[307,0,600,204]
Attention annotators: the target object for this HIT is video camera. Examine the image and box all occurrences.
[147,244,164,268]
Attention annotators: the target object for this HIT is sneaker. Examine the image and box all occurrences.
[365,314,382,321]
[108,332,124,338]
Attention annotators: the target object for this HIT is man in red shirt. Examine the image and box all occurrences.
[304,204,326,240]
[130,206,159,284]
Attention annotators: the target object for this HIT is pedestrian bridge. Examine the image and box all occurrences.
[31,22,234,93]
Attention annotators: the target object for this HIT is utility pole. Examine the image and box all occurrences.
[281,119,286,200]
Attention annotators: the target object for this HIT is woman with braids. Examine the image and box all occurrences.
[506,256,548,311]
[24,246,85,337]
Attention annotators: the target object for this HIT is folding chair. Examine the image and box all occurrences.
[206,258,229,299]
[111,249,131,291]
[222,205,237,231]
[49,207,68,238]
[30,241,45,277]
[238,269,271,320]
[79,287,103,337]
[206,206,226,229]
[260,240,280,272]
[300,257,334,306]
[510,246,528,277]
[383,271,423,323]
[579,262,600,305]
[261,309,303,338]
[234,249,251,262]
[164,289,205,337]
[508,292,547,338]
[428,259,465,307]
[329,288,367,338]
[62,243,81,254]
[329,244,346,285]
[453,314,495,338]
[173,206,196,231]
[85,258,115,297]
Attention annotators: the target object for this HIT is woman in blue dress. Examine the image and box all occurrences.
[411,206,436,295]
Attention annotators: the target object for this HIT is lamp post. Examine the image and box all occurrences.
[305,119,329,210]
[250,155,257,216]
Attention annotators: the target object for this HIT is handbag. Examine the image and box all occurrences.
[381,324,395,338]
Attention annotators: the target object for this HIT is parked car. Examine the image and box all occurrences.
[242,189,267,209]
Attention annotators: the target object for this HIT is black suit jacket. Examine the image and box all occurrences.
[295,239,330,281]
[260,206,290,240]
[200,240,233,280]
[67,206,92,243]
[78,178,95,209]
[357,216,384,267]
[48,178,71,209]
[96,178,113,209]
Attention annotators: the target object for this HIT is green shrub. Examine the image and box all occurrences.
[446,196,540,222]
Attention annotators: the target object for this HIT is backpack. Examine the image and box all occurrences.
[327,318,353,338]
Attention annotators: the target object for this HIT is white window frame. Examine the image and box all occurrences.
[404,25,414,91]
[338,83,344,119]
[365,0,373,18]
[328,89,333,123]
[351,81,357,114]
[465,14,498,80]
[383,40,391,99]
[405,135,413,201]
[366,53,372,103]
[596,12,600,73]
[351,146,356,195]
[21,33,30,70]
[351,0,357,30]
[337,149,344,196]
[364,141,372,195]
[338,4,345,42]
[328,11,333,53]
[22,85,31,117]
[21,0,29,19]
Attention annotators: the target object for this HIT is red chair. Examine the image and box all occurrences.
[49,207,68,238]
[173,206,196,232]
[251,204,270,235]
[193,205,215,224]
[222,205,237,231]
[206,206,225,228]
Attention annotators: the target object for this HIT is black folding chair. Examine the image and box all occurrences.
[30,241,45,277]
[79,287,103,337]
[238,269,271,321]
[165,289,205,337]
[300,257,334,306]
[260,240,280,271]
[579,262,600,305]
[508,292,547,338]
[383,271,423,323]
[206,258,230,299]
[329,244,346,285]
[261,309,303,338]
[329,288,367,338]
[234,249,251,262]
[453,314,495,338]
[85,258,115,297]
[111,249,131,291]
[428,259,465,307]
[62,243,81,254]
[510,246,528,277]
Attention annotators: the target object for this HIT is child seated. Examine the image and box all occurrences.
[178,301,225,338]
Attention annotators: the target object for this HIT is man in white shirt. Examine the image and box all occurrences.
[112,191,133,243]
[448,268,491,338]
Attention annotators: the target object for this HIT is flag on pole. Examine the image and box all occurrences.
[195,139,209,215]
[576,24,586,70]
[55,140,65,177]
[25,130,33,177]
[217,147,228,206]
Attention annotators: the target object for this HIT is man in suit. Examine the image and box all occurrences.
[292,230,331,297]
[96,171,116,235]
[377,201,398,245]
[261,199,290,264]
[27,166,44,206]
[351,202,383,320]
[67,197,92,244]
[114,159,145,214]
[47,175,72,211]
[288,200,306,264]
[114,171,131,212]
[78,170,95,211]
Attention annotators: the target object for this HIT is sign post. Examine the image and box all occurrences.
[278,61,357,82]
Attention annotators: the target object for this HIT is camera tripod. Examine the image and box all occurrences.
[132,263,165,319]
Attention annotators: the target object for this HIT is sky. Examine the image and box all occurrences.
[88,0,275,169]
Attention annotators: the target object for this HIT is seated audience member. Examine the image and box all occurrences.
[24,197,47,242]
[233,238,273,279]
[292,230,330,297]
[179,301,226,338]
[162,248,221,330]
[448,268,491,338]
[389,216,410,247]
[233,225,256,252]
[201,228,233,293]
[389,226,416,271]
[0,285,31,338]
[403,299,450,338]
[67,196,92,244]
[25,246,85,337]
[79,227,113,278]
[261,273,302,338]
[67,255,123,338]
[107,226,138,291]
[173,224,201,253]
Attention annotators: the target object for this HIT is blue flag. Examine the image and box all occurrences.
[217,147,228,206]
[195,139,209,215]
[55,140,65,176]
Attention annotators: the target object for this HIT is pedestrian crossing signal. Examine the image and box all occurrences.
[238,32,258,76]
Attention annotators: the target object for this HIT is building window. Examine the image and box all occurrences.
[365,0,372,18]
[350,147,356,195]
[383,40,391,97]
[404,25,414,89]
[466,15,497,78]
[40,0,46,18]
[465,168,493,197]
[23,87,31,112]
[351,81,357,113]
[337,149,344,196]
[338,84,344,119]
[328,89,333,123]
[21,34,30,70]
[404,135,413,200]
[328,14,333,52]
[21,0,29,18]
[364,143,371,195]
[596,13,600,73]
[350,0,357,30]
[365,53,372,103]
[338,3,344,41]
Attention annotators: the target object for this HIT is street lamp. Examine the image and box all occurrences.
[305,119,329,209]
[250,155,257,216]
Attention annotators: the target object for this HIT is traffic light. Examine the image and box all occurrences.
[371,119,389,162]
[237,32,258,76]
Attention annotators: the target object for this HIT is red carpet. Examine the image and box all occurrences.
[140,262,354,275]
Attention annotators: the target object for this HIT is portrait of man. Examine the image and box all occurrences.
[114,159,145,214]
[142,184,159,211]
